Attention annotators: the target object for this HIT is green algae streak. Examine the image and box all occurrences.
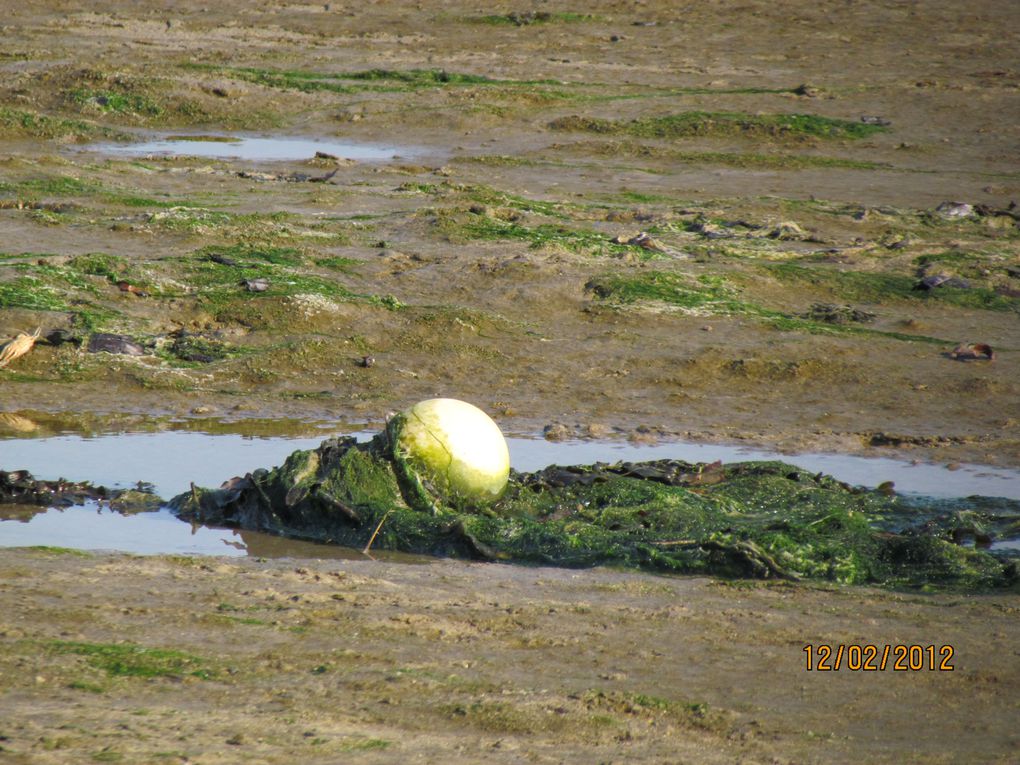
[171,436,1020,592]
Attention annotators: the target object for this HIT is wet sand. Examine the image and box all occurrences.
[2,548,1018,764]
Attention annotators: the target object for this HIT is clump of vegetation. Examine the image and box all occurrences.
[186,64,560,95]
[55,69,208,124]
[459,215,635,256]
[0,107,127,141]
[470,11,600,25]
[550,111,889,140]
[0,276,71,312]
[559,140,888,170]
[585,270,950,344]
[431,204,652,258]
[585,272,747,313]
[48,640,215,680]
[66,88,163,117]
[767,262,1020,312]
[69,253,130,281]
[315,256,360,273]
[172,437,1019,591]
[0,175,96,199]
[344,68,497,86]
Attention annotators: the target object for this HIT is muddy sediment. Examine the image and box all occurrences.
[1,547,1018,764]
[0,0,1018,467]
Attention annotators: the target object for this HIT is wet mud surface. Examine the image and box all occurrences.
[2,1,1020,761]
[0,0,1018,466]
[2,548,1019,765]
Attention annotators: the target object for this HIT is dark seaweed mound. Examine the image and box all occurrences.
[170,437,1020,592]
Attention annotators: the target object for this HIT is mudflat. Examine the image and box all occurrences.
[1,1,1018,762]
[2,548,1018,764]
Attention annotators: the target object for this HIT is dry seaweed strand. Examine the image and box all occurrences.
[0,328,41,368]
[362,509,394,559]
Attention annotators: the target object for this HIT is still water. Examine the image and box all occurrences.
[2,430,1019,558]
[84,134,409,162]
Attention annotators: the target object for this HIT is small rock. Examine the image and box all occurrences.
[238,171,279,182]
[949,343,995,361]
[543,423,571,441]
[767,221,805,240]
[87,333,145,356]
[612,231,666,251]
[793,83,821,97]
[914,274,970,291]
[116,281,149,297]
[242,278,270,292]
[44,328,82,346]
[934,201,974,219]
[860,115,891,126]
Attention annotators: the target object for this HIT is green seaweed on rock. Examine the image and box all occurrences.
[170,437,1019,592]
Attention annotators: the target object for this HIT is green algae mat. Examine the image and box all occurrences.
[169,434,1020,592]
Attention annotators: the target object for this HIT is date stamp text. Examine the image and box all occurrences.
[803,644,954,671]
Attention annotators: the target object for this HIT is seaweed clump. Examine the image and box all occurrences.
[170,435,1020,592]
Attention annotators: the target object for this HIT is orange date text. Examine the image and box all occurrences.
[803,644,954,671]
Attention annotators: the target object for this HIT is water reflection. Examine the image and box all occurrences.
[86,134,409,162]
[0,502,429,562]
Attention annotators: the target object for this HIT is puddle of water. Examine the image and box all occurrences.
[0,502,429,561]
[0,431,337,498]
[5,431,1018,500]
[2,430,1019,559]
[85,134,410,162]
[0,502,248,556]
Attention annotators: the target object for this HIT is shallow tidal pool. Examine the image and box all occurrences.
[79,133,413,162]
[2,429,1019,558]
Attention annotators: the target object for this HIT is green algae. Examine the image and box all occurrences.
[469,11,600,25]
[432,207,646,257]
[560,140,888,171]
[66,88,163,117]
[585,270,958,344]
[767,262,1020,312]
[171,437,1019,592]
[0,107,129,141]
[188,64,562,95]
[549,111,888,141]
[0,276,71,312]
[47,640,215,680]
[586,272,747,313]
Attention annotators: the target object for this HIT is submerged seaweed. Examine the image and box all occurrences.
[170,437,1020,592]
